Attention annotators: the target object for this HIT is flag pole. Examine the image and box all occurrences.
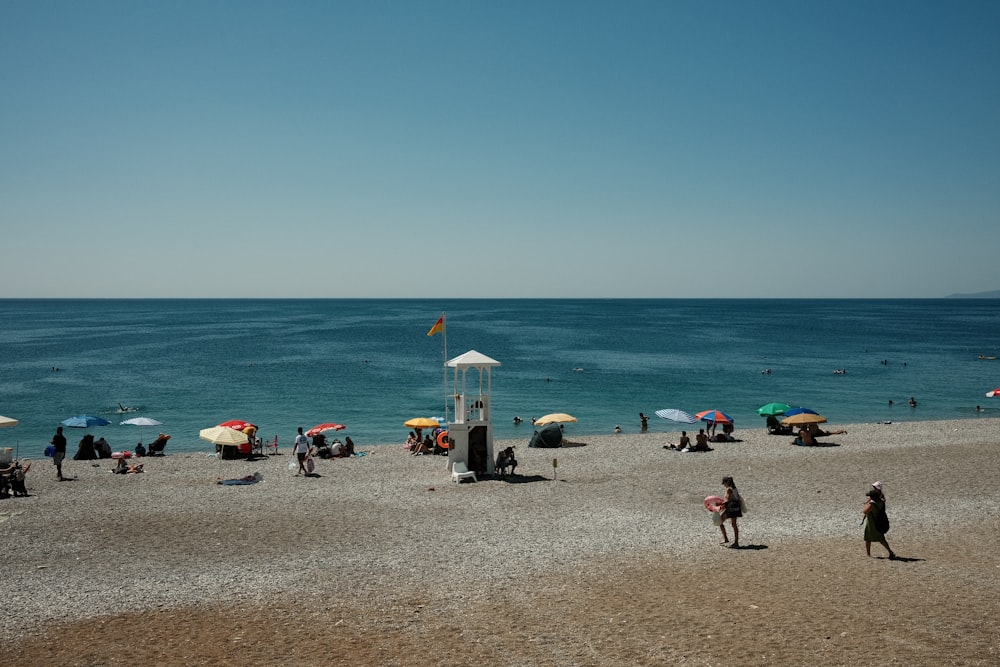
[441,313,448,422]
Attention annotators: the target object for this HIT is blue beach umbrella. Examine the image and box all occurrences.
[784,407,819,417]
[62,415,110,428]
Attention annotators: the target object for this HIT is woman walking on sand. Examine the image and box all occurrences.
[719,476,744,548]
[863,487,896,560]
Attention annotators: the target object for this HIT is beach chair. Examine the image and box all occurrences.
[250,437,263,457]
[264,436,278,456]
[147,435,170,456]
[451,461,477,484]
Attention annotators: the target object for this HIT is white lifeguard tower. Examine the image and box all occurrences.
[445,350,500,477]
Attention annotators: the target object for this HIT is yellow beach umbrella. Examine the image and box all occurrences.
[780,413,828,426]
[404,417,441,429]
[199,426,249,446]
[534,413,577,426]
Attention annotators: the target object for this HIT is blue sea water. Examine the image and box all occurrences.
[1,298,998,456]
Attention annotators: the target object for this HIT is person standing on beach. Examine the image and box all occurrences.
[292,427,311,475]
[50,426,67,481]
[718,476,743,548]
[863,488,896,559]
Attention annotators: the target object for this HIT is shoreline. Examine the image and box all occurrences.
[7,409,999,459]
[3,417,999,664]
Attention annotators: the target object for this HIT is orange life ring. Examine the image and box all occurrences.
[437,431,450,449]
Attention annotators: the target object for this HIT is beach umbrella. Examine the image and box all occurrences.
[780,412,827,426]
[783,407,819,417]
[404,417,441,429]
[654,409,697,424]
[695,409,733,424]
[306,422,346,437]
[120,416,163,443]
[534,413,577,426]
[985,388,1000,398]
[217,419,256,431]
[199,426,249,446]
[756,402,791,417]
[0,415,18,428]
[62,415,110,428]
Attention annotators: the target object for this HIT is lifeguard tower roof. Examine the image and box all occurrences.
[446,350,501,368]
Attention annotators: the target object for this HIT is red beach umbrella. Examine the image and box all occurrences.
[306,423,346,437]
[986,388,1000,398]
[218,419,256,432]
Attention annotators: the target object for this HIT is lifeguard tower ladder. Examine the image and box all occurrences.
[445,350,500,477]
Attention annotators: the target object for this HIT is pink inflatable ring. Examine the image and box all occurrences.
[704,495,725,512]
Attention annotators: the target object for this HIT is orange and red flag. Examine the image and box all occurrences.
[427,315,445,337]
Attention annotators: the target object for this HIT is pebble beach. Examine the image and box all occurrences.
[2,418,999,666]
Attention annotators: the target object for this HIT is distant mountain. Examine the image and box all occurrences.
[947,290,1000,298]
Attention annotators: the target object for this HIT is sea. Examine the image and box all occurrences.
[1,299,998,456]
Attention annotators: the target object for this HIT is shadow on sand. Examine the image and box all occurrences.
[498,474,549,484]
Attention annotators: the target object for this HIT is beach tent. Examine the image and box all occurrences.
[529,423,563,448]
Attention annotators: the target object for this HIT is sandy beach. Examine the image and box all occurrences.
[2,418,999,666]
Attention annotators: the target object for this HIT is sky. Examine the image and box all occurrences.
[2,1,998,298]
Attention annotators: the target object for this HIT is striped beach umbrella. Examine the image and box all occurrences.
[654,409,697,424]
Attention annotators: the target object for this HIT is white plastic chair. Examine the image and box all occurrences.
[451,461,477,484]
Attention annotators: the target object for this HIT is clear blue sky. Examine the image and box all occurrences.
[2,1,998,298]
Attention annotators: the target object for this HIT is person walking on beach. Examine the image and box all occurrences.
[718,476,744,548]
[51,426,67,481]
[292,427,311,475]
[863,487,896,559]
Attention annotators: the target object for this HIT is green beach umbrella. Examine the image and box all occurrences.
[757,402,791,417]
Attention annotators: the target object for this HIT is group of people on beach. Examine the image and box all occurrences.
[663,424,737,452]
[290,427,357,475]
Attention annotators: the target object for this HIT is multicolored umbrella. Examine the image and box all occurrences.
[61,415,110,428]
[756,402,791,417]
[654,409,697,424]
[695,409,733,424]
[306,422,346,437]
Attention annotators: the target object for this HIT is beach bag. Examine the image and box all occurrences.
[711,511,723,526]
[739,496,748,514]
[287,457,297,471]
[306,458,315,473]
[875,508,890,534]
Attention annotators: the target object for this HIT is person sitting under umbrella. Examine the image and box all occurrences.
[793,428,818,446]
[807,423,847,437]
